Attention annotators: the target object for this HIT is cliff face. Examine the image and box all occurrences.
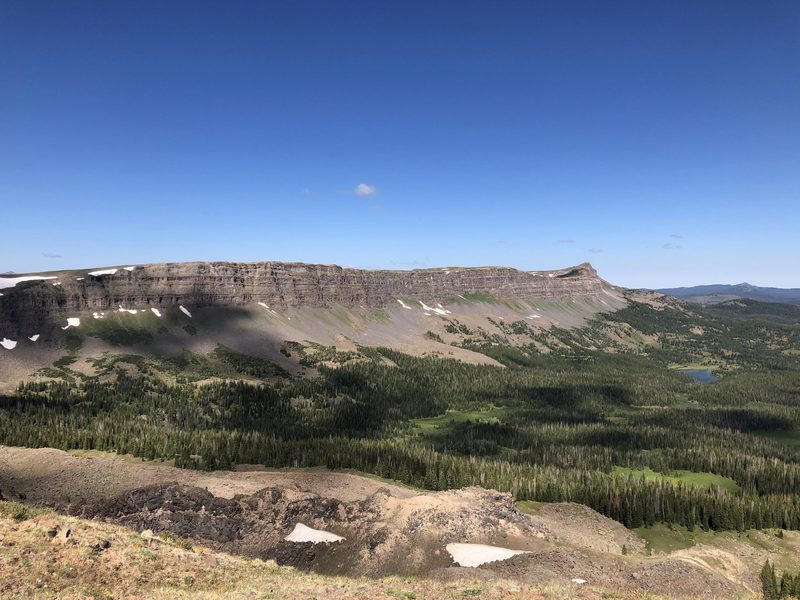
[0,261,606,335]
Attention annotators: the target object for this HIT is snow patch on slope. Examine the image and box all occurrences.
[419,301,451,316]
[445,543,530,568]
[61,317,80,330]
[88,269,118,277]
[285,523,344,544]
[0,275,58,290]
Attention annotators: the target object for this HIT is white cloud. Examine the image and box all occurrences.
[662,243,674,250]
[354,183,376,197]
[588,247,603,254]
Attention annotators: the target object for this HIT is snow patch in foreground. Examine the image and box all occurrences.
[29,334,40,342]
[445,543,530,568]
[1,338,18,350]
[88,269,118,277]
[62,317,80,330]
[179,305,192,318]
[285,523,345,544]
[396,299,413,310]
[151,308,162,317]
[0,275,58,290]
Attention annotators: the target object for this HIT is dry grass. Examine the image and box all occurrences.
[0,502,653,600]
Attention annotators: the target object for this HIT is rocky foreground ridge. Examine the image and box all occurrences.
[0,260,607,335]
[0,446,750,598]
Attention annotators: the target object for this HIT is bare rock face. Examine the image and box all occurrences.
[0,261,606,335]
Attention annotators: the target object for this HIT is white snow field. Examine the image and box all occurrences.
[1,338,18,350]
[87,269,118,277]
[284,523,345,544]
[0,275,58,289]
[445,543,530,568]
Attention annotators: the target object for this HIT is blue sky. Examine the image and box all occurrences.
[1,1,798,288]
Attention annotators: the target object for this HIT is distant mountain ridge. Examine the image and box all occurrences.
[657,283,800,305]
[0,259,630,392]
[0,260,608,336]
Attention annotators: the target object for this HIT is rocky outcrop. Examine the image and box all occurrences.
[0,261,606,335]
[69,483,546,577]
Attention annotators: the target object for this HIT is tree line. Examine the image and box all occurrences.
[2,343,800,532]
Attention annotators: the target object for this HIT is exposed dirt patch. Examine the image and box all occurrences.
[626,558,743,598]
[530,502,646,555]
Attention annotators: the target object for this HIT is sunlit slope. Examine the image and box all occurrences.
[0,261,627,391]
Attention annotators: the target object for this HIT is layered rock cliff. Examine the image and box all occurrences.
[0,261,607,336]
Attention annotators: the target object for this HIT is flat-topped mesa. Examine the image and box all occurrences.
[0,261,606,334]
